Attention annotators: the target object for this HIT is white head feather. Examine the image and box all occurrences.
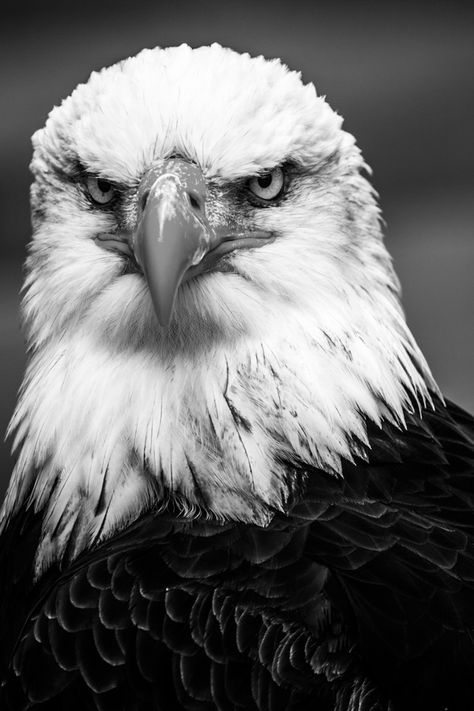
[1,44,437,570]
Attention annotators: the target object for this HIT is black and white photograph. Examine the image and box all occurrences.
[0,2,473,709]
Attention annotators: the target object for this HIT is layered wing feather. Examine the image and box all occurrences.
[1,399,473,711]
[0,516,360,710]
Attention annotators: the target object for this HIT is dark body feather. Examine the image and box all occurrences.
[1,399,474,711]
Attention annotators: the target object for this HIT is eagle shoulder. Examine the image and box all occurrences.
[296,398,474,709]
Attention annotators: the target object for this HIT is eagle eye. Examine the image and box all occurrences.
[86,176,117,205]
[248,167,284,202]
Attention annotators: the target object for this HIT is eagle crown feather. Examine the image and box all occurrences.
[1,44,437,572]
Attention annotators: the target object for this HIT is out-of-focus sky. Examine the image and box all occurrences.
[0,0,473,498]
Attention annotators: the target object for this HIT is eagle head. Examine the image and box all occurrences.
[3,44,436,568]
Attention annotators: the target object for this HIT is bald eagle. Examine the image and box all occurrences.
[0,44,473,711]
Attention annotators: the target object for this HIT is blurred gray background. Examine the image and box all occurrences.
[1,0,473,499]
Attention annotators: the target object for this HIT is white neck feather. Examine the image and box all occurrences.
[2,278,435,573]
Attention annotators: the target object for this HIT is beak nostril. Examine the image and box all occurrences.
[188,192,201,211]
[140,190,150,211]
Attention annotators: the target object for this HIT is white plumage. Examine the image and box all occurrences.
[3,43,434,569]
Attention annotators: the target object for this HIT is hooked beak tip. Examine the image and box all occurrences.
[154,297,175,329]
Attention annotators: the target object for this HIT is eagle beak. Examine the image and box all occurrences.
[132,159,213,327]
[94,158,275,328]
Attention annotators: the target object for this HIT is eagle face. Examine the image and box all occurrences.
[4,44,436,566]
[27,44,373,351]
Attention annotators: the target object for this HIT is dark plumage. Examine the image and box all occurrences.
[2,401,474,710]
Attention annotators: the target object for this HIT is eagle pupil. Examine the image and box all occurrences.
[258,174,272,188]
[97,179,111,194]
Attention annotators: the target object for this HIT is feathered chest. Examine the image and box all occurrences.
[3,306,431,569]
